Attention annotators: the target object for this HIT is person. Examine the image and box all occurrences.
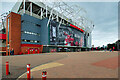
[10,48,14,55]
[10,49,12,55]
[110,48,112,52]
[11,48,14,55]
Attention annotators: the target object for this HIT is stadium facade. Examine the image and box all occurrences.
[2,0,94,55]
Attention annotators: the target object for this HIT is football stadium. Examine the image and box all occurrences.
[0,0,94,55]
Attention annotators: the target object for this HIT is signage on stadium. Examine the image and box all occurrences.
[0,34,6,39]
[70,24,84,32]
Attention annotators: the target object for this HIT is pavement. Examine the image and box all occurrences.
[2,53,68,79]
[1,51,119,80]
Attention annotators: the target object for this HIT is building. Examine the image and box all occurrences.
[0,33,6,52]
[3,0,94,55]
[0,22,6,55]
[107,40,120,51]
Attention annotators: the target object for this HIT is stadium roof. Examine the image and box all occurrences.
[11,0,94,33]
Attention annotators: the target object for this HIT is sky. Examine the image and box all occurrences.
[0,1,118,47]
[77,2,118,47]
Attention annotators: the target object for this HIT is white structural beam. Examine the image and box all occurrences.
[37,9,41,15]
[41,8,43,19]
[47,9,53,27]
[46,5,47,17]
[12,0,94,32]
[30,2,32,16]
[27,5,30,11]
[57,12,58,22]
[23,0,25,13]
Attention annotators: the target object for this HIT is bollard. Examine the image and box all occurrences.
[42,71,47,80]
[6,62,10,75]
[27,64,31,80]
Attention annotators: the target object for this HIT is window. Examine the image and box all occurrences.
[21,39,40,44]
[30,40,33,42]
[22,31,40,36]
[35,40,37,43]
[52,26,56,37]
[36,24,41,27]
[27,40,30,42]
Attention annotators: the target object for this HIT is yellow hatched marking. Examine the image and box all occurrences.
[31,62,64,72]
[17,62,64,79]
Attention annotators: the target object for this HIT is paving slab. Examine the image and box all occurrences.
[2,53,68,79]
[17,51,118,79]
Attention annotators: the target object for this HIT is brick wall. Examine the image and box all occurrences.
[6,12,21,55]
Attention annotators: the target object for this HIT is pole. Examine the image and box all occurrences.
[42,71,47,80]
[6,62,9,75]
[27,64,30,80]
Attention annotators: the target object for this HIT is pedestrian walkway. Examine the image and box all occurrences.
[17,51,118,79]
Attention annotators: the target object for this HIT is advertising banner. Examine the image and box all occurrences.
[50,22,85,47]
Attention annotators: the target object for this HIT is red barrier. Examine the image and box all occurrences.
[42,71,47,80]
[6,62,9,75]
[28,50,30,54]
[33,49,35,54]
[27,64,30,80]
[19,52,23,55]
[37,49,39,54]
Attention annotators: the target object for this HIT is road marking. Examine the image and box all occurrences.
[17,62,64,79]
[31,62,64,72]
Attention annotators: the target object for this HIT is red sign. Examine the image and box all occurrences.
[113,47,115,49]
[21,44,42,47]
[51,49,56,52]
[70,24,84,32]
[0,34,6,39]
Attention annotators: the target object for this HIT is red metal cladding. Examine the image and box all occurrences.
[21,44,42,47]
[0,34,6,39]
[70,24,84,32]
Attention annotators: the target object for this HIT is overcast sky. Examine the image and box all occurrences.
[0,1,118,47]
[78,2,118,47]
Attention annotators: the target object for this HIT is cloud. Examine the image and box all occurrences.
[77,2,118,47]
